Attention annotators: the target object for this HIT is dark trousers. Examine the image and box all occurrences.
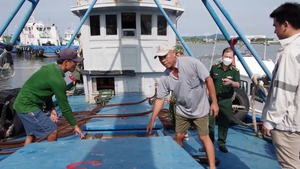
[209,98,232,146]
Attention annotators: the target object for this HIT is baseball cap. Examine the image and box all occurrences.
[154,42,174,59]
[59,48,83,63]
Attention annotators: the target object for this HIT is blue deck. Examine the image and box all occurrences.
[0,137,201,169]
[167,126,280,169]
[0,92,280,168]
[83,92,163,131]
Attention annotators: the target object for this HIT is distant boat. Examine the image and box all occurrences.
[15,16,78,57]
[61,28,80,46]
[19,16,61,46]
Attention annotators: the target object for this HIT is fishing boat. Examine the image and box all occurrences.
[15,16,79,57]
[0,0,280,168]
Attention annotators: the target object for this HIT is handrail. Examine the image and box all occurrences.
[66,0,98,48]
[0,0,26,37]
[201,0,270,101]
[153,0,194,57]
[10,0,40,44]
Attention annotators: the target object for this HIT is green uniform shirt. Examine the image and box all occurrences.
[210,63,240,98]
[13,63,77,126]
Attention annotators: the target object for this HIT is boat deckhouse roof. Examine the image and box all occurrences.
[72,0,184,17]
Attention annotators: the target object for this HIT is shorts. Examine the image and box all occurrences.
[16,109,57,138]
[175,113,209,136]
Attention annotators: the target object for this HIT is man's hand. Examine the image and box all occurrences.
[222,78,232,86]
[146,121,154,134]
[261,125,271,136]
[74,125,85,139]
[210,102,219,118]
[50,109,58,123]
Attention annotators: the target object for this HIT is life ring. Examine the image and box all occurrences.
[55,48,61,55]
[0,88,25,138]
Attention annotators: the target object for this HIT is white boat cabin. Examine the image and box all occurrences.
[19,17,61,46]
[71,0,184,103]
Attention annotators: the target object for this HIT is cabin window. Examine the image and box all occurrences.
[141,14,152,35]
[90,15,100,36]
[96,77,115,91]
[106,14,117,35]
[121,13,136,37]
[157,15,167,36]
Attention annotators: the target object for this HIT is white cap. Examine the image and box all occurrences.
[154,42,173,59]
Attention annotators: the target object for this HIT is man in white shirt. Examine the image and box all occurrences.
[261,2,300,169]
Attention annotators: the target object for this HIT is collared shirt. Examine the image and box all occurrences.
[157,57,210,118]
[261,33,300,132]
[210,63,240,98]
[13,63,77,126]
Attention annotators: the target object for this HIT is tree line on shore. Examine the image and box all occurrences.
[182,36,278,44]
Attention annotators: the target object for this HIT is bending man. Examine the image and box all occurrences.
[13,48,85,146]
[147,42,219,169]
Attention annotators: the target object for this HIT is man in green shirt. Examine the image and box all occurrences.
[13,48,85,146]
[200,47,240,153]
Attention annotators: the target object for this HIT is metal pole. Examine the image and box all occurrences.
[201,0,253,78]
[0,0,26,36]
[66,0,98,48]
[213,0,271,80]
[153,0,193,57]
[10,0,40,44]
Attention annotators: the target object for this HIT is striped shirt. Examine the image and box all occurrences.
[262,33,300,132]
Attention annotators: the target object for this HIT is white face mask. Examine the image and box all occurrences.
[223,58,232,66]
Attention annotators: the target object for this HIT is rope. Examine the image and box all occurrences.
[0,88,159,154]
[250,74,269,137]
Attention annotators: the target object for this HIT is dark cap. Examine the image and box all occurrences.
[59,48,83,63]
[5,42,13,52]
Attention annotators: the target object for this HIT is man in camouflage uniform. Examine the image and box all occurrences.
[201,47,240,153]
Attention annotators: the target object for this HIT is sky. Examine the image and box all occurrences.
[0,0,292,38]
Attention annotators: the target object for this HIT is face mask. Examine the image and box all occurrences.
[223,58,232,66]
